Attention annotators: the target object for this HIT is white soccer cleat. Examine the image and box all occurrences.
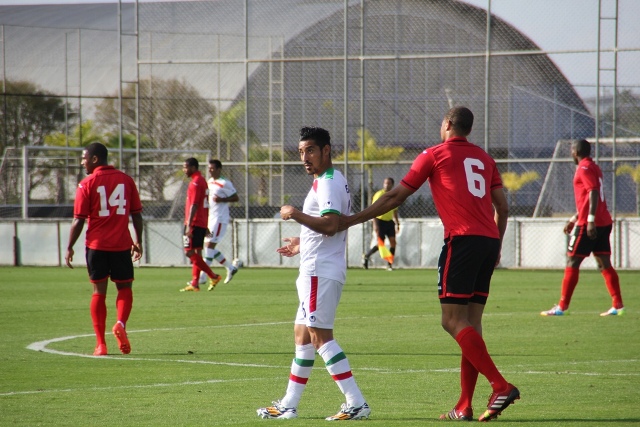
[224,266,238,284]
[256,401,298,419]
[325,402,371,421]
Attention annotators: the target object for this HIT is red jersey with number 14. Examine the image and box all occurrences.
[74,165,143,251]
[401,137,502,239]
[184,170,209,228]
[573,157,612,226]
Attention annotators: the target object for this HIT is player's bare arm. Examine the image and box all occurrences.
[587,190,598,239]
[276,237,300,257]
[281,204,340,236]
[65,218,86,268]
[185,204,198,237]
[339,184,412,231]
[214,192,239,203]
[564,213,578,235]
[131,212,144,262]
[491,187,509,241]
[491,187,509,266]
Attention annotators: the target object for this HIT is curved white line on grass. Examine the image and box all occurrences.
[27,332,283,367]
[27,320,639,377]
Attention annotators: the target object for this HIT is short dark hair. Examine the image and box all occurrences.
[574,139,591,157]
[444,106,474,136]
[209,159,222,169]
[185,157,199,169]
[385,177,395,185]
[85,142,108,164]
[299,126,331,149]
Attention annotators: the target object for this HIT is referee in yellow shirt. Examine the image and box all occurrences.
[362,177,400,270]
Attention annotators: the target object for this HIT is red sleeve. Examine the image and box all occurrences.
[579,165,599,192]
[73,180,91,219]
[187,181,198,207]
[401,149,435,191]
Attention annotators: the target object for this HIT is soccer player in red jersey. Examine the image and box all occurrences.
[340,107,519,422]
[65,142,143,356]
[179,157,222,292]
[541,139,624,317]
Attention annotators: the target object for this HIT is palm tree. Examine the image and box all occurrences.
[335,128,404,205]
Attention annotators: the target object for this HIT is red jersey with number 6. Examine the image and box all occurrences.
[573,157,612,226]
[401,137,502,239]
[74,165,143,251]
[184,170,209,228]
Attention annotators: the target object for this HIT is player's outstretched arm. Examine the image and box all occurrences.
[280,205,340,236]
[339,184,412,231]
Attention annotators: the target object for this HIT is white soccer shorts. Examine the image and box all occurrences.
[204,220,228,244]
[294,275,344,329]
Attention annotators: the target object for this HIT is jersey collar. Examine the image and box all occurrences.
[443,136,469,144]
[317,167,335,179]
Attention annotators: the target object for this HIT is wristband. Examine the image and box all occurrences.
[587,214,595,222]
[569,215,577,223]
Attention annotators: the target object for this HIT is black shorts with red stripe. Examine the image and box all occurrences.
[437,235,500,305]
[85,248,134,284]
[183,226,207,250]
[567,224,612,257]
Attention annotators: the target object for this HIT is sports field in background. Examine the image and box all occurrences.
[0,266,638,426]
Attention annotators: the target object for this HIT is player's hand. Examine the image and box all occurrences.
[276,237,300,257]
[205,228,213,238]
[280,205,298,221]
[131,243,143,262]
[65,248,74,268]
[587,222,597,240]
[563,221,575,235]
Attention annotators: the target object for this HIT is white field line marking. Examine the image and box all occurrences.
[0,377,274,397]
[22,315,640,396]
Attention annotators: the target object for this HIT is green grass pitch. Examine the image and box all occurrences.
[0,266,638,426]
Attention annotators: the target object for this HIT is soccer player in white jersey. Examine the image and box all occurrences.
[257,126,370,421]
[194,159,239,288]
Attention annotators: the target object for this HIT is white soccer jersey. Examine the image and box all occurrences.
[207,176,237,224]
[299,167,351,283]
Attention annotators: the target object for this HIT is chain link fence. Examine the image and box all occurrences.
[1,0,639,267]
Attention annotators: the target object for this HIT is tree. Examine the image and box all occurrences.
[94,77,216,201]
[0,80,68,204]
[335,128,404,208]
[616,163,640,215]
[214,101,288,206]
[43,120,106,203]
[213,101,255,161]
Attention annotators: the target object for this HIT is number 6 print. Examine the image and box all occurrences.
[463,158,486,198]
